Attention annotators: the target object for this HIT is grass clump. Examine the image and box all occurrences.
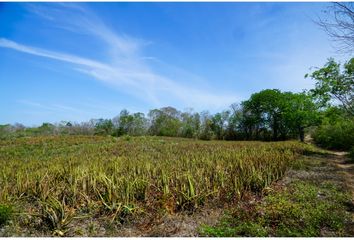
[349,147,354,162]
[0,204,12,226]
[201,221,268,237]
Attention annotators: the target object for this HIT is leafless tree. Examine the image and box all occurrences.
[317,2,354,54]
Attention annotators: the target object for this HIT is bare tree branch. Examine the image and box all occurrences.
[316,2,354,54]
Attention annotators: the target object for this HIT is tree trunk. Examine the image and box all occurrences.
[272,120,278,141]
[299,127,305,142]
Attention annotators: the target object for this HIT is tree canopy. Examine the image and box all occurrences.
[306,58,354,116]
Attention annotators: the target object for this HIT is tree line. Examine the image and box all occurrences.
[0,89,321,142]
[79,89,320,142]
[1,57,352,148]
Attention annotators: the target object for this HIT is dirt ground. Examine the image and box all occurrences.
[279,150,354,236]
[330,151,354,235]
[331,151,354,200]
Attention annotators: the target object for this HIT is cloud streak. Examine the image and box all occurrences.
[18,100,89,114]
[1,3,237,111]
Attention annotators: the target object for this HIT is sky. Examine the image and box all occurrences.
[0,2,347,126]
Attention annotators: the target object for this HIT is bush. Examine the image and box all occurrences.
[312,118,354,150]
[349,147,354,162]
[0,204,12,226]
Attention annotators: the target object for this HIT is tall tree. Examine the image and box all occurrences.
[180,110,200,138]
[113,110,148,136]
[148,107,181,137]
[198,111,214,140]
[225,103,243,140]
[211,111,230,140]
[306,58,354,116]
[242,89,286,140]
[283,92,320,142]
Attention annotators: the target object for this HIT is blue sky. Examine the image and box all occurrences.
[0,2,346,126]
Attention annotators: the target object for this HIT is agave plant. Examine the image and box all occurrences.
[0,135,316,234]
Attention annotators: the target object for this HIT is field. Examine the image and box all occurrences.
[0,135,351,236]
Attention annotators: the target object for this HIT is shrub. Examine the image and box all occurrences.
[0,204,12,226]
[312,118,354,150]
[349,147,354,162]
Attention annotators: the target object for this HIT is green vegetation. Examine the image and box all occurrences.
[200,180,350,237]
[0,204,12,226]
[240,90,320,141]
[313,116,354,150]
[349,147,354,162]
[306,58,354,151]
[0,135,316,235]
[0,90,322,142]
[306,58,354,116]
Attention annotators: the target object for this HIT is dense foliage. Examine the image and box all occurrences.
[307,58,354,150]
[240,90,319,141]
[312,108,354,150]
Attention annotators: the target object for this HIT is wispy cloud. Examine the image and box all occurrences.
[17,100,56,112]
[0,38,109,70]
[17,99,132,123]
[18,100,87,114]
[1,3,237,111]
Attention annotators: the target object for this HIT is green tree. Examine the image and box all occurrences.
[306,58,354,116]
[211,111,230,140]
[241,98,264,140]
[239,90,320,141]
[283,92,320,142]
[225,103,244,140]
[148,107,182,137]
[198,111,214,140]
[94,119,114,135]
[180,110,200,138]
[242,89,285,140]
[112,110,148,136]
[130,112,148,136]
[113,109,132,136]
[37,123,55,135]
